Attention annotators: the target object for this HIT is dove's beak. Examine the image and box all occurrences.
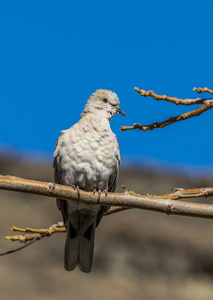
[116,106,126,117]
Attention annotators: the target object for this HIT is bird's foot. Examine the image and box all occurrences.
[72,185,81,199]
[98,189,101,201]
[93,189,102,202]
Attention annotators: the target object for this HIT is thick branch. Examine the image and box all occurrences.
[1,175,213,220]
[120,87,213,131]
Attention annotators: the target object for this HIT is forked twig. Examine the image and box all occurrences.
[120,87,213,131]
[0,223,66,256]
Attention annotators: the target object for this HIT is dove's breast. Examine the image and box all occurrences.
[54,116,120,191]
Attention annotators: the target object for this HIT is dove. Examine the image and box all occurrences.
[53,89,125,272]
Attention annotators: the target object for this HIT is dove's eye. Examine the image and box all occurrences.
[103,98,108,103]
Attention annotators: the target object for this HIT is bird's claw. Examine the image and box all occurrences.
[76,186,80,199]
[72,185,81,199]
[104,189,108,197]
[93,189,102,202]
[98,189,101,201]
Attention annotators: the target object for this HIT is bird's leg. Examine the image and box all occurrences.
[93,189,96,196]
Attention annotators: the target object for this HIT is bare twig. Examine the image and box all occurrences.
[120,87,213,131]
[134,87,213,105]
[159,187,213,200]
[6,209,130,243]
[0,239,37,256]
[104,206,131,216]
[194,87,213,95]
[6,223,66,243]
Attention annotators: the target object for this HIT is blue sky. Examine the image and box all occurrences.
[0,0,213,172]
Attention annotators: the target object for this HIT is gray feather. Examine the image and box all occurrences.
[64,222,79,271]
[78,223,95,273]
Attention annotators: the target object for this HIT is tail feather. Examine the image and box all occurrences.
[78,223,95,273]
[64,221,96,273]
[64,222,79,271]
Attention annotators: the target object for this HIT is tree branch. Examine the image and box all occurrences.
[104,187,213,215]
[1,175,213,220]
[6,223,66,243]
[2,176,213,244]
[120,87,213,131]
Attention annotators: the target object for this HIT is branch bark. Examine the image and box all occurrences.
[1,175,213,220]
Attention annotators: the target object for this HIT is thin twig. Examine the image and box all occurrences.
[104,206,131,216]
[120,104,212,131]
[0,238,37,256]
[6,209,131,243]
[194,87,213,95]
[159,187,213,200]
[134,87,213,105]
[5,223,66,243]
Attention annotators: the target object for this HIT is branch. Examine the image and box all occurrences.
[1,223,66,254]
[104,187,213,215]
[158,187,213,200]
[120,87,213,131]
[194,87,213,95]
[2,177,213,244]
[6,223,66,243]
[1,175,213,220]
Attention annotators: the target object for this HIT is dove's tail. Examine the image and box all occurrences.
[64,221,95,273]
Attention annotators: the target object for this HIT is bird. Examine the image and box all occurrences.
[53,89,125,273]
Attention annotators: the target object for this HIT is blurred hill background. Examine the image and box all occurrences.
[1,154,213,300]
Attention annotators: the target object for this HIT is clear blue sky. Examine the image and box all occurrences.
[0,0,213,172]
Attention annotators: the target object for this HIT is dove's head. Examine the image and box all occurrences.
[81,89,125,120]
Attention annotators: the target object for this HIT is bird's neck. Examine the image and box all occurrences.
[80,112,112,131]
[80,109,112,122]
